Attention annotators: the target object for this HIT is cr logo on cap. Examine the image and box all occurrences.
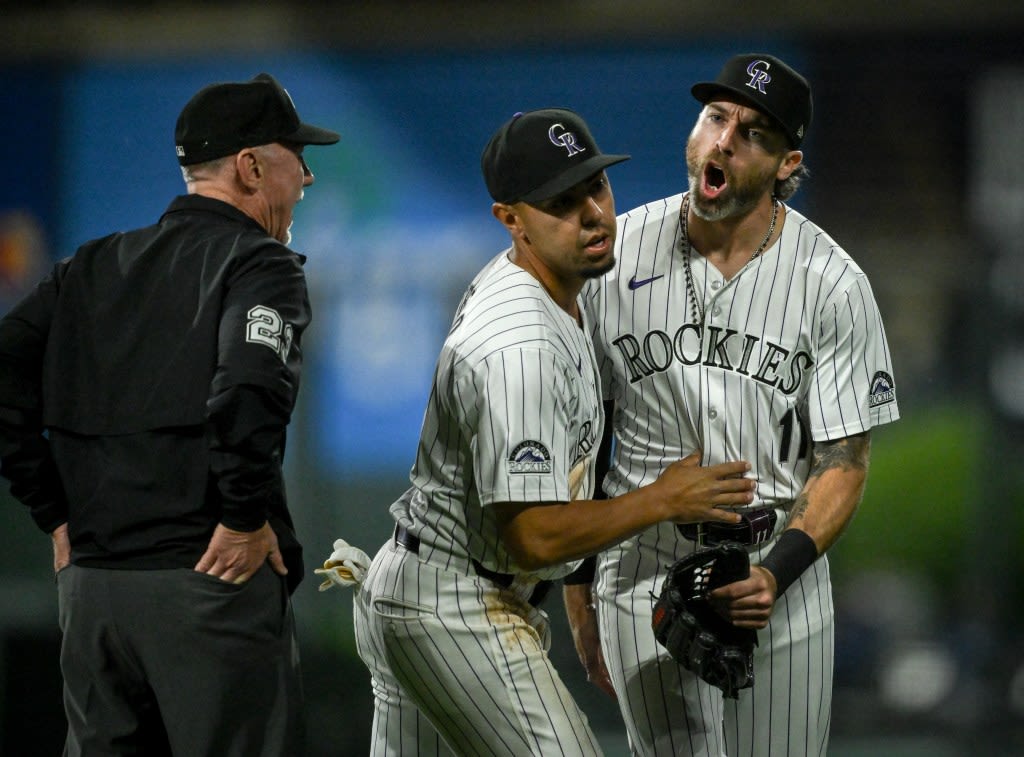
[548,123,587,156]
[745,60,772,95]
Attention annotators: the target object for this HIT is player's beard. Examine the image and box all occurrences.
[581,252,616,280]
[685,142,777,223]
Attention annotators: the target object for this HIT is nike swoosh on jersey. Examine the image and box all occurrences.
[627,274,665,290]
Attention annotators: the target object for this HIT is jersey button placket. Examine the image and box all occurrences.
[705,279,724,324]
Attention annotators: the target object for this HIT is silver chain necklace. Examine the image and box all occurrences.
[679,192,778,327]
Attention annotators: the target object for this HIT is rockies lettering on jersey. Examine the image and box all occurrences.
[611,324,813,395]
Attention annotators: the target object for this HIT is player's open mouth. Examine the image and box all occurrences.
[702,163,727,199]
[584,234,609,253]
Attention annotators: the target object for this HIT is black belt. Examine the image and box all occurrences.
[677,507,779,546]
[394,524,552,607]
[394,523,421,553]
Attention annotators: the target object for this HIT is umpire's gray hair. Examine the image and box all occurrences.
[774,163,808,201]
[180,155,231,184]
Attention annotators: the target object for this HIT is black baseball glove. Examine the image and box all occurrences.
[651,541,757,699]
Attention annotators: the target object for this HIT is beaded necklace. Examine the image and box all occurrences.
[679,192,778,327]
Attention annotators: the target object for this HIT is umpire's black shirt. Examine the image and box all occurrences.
[0,195,310,591]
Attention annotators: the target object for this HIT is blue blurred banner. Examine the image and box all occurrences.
[9,42,804,476]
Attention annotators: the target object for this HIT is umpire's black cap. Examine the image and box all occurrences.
[692,54,812,148]
[175,73,340,166]
[481,108,630,205]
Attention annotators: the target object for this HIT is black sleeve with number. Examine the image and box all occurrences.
[208,246,310,532]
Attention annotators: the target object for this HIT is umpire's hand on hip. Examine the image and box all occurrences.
[51,522,71,575]
[194,521,287,584]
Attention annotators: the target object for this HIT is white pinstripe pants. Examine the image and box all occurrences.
[354,540,603,756]
[596,522,834,757]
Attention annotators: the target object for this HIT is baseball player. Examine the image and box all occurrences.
[565,54,900,755]
[344,108,759,756]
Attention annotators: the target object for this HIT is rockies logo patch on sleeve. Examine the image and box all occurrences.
[508,441,553,474]
[868,371,896,407]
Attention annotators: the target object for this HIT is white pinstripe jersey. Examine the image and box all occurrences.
[583,193,899,506]
[393,251,603,581]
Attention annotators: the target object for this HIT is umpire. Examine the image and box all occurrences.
[0,73,338,755]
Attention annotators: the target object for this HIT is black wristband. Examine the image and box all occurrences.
[759,529,818,596]
[563,554,597,585]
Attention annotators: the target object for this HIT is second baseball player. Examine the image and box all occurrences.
[566,53,900,756]
[347,108,758,755]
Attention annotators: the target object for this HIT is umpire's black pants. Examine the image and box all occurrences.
[57,563,305,756]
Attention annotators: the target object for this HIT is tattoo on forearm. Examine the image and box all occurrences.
[790,492,811,521]
[790,433,870,521]
[810,432,870,477]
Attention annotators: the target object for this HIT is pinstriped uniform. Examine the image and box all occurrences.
[581,192,899,756]
[354,251,605,755]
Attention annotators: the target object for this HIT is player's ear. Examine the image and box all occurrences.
[492,203,523,236]
[776,150,803,182]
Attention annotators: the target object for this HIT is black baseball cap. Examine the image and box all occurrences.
[691,54,812,148]
[481,108,630,205]
[174,73,340,166]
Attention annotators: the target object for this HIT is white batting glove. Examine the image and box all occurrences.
[314,538,371,591]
